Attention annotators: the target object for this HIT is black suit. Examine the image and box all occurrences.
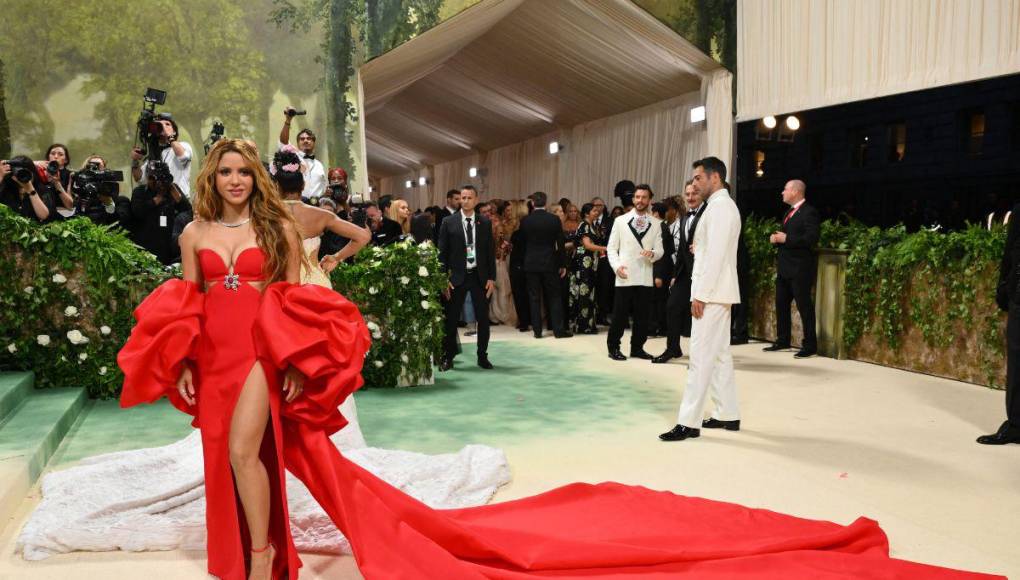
[774,202,820,350]
[509,227,531,330]
[438,211,496,360]
[373,217,403,246]
[662,205,706,353]
[994,202,1020,437]
[595,215,616,322]
[520,209,567,336]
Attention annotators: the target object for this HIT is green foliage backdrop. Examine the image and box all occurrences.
[0,207,445,397]
[744,215,1007,388]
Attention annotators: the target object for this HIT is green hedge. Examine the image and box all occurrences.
[744,215,1006,386]
[0,206,446,396]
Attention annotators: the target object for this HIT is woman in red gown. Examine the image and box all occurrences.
[117,140,1002,580]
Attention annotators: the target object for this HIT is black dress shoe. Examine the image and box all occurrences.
[794,349,817,359]
[629,350,654,360]
[659,424,700,441]
[702,418,741,431]
[730,336,749,345]
[651,350,680,364]
[457,321,468,328]
[608,349,627,361]
[517,326,531,333]
[762,343,790,352]
[438,358,453,372]
[977,422,1020,445]
[477,356,494,370]
[554,331,574,338]
[533,332,544,339]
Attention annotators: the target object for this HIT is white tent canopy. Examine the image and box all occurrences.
[360,0,732,206]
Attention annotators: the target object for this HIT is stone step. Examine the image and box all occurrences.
[0,387,87,533]
[0,372,34,427]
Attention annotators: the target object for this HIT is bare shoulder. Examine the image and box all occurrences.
[179,219,207,245]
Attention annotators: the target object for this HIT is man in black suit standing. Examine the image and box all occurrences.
[985,200,1020,445]
[654,180,704,364]
[438,185,496,370]
[763,179,820,358]
[434,189,462,241]
[520,191,572,339]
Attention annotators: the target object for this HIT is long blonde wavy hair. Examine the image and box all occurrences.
[192,139,307,283]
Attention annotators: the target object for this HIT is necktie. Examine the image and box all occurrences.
[783,206,798,225]
[466,217,474,244]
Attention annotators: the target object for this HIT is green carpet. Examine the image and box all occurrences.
[47,341,677,465]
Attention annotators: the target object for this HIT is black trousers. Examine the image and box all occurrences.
[607,286,652,353]
[649,284,669,336]
[1005,308,1020,433]
[775,272,817,350]
[526,271,565,335]
[444,271,489,360]
[665,279,692,353]
[596,261,615,323]
[510,266,531,329]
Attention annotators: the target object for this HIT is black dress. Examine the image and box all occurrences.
[569,221,602,333]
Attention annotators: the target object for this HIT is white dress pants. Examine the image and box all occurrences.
[676,302,740,428]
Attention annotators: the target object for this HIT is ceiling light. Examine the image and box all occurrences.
[785,115,800,131]
[405,180,413,189]
[469,167,478,178]
[690,106,706,123]
[763,116,777,129]
[549,141,560,155]
[418,176,427,186]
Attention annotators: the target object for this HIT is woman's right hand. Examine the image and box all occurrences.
[177,364,196,406]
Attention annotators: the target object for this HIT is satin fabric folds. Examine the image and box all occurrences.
[118,276,1002,580]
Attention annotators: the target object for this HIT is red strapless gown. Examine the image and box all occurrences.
[117,248,1002,580]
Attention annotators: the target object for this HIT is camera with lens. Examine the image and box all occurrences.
[46,160,60,176]
[284,106,307,118]
[347,192,369,227]
[3,158,37,184]
[144,161,174,185]
[136,88,171,161]
[73,163,123,202]
[204,121,225,154]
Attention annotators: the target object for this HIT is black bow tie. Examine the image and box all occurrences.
[304,153,315,160]
[687,210,697,216]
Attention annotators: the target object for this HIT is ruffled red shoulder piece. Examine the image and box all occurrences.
[117,279,204,416]
[255,282,370,434]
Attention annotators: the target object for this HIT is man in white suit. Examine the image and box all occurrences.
[606,185,664,361]
[661,157,742,441]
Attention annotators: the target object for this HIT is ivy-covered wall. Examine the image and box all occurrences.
[0,207,446,397]
[744,216,1007,388]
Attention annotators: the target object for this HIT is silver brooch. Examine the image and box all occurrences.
[224,273,240,291]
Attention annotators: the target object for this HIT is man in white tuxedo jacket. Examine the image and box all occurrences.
[661,157,742,441]
[606,185,664,360]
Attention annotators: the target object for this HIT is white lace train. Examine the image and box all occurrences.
[17,397,511,560]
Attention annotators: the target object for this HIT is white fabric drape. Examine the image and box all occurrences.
[702,69,734,177]
[737,0,1020,121]
[380,91,708,207]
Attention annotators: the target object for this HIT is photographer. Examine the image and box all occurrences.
[130,117,193,199]
[278,107,325,199]
[45,143,73,191]
[326,167,351,220]
[1,156,56,222]
[131,162,192,265]
[62,155,126,226]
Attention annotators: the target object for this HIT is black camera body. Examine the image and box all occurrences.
[204,121,225,154]
[46,160,60,176]
[73,164,123,202]
[136,88,170,161]
[285,106,307,118]
[4,158,37,184]
[144,161,173,184]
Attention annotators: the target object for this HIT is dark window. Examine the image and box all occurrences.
[754,149,766,178]
[887,122,906,162]
[849,127,869,168]
[810,132,825,172]
[961,109,985,157]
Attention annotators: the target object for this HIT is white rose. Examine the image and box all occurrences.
[24,286,33,294]
[419,287,429,296]
[366,321,380,332]
[107,276,116,283]
[373,360,384,368]
[79,352,88,361]
[369,287,379,295]
[397,300,403,307]
[37,335,51,346]
[64,306,79,317]
[418,266,428,277]
[400,276,410,285]
[421,300,430,310]
[372,330,383,339]
[373,247,384,255]
[100,326,111,336]
[67,330,89,345]
[400,354,409,363]
[7,343,16,354]
[99,366,107,375]
[52,273,67,284]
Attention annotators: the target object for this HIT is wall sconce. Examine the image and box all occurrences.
[549,141,561,155]
[405,180,413,189]
[690,106,706,123]
[418,176,428,186]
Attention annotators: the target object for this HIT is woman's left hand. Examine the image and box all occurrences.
[283,366,305,403]
[319,254,340,273]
